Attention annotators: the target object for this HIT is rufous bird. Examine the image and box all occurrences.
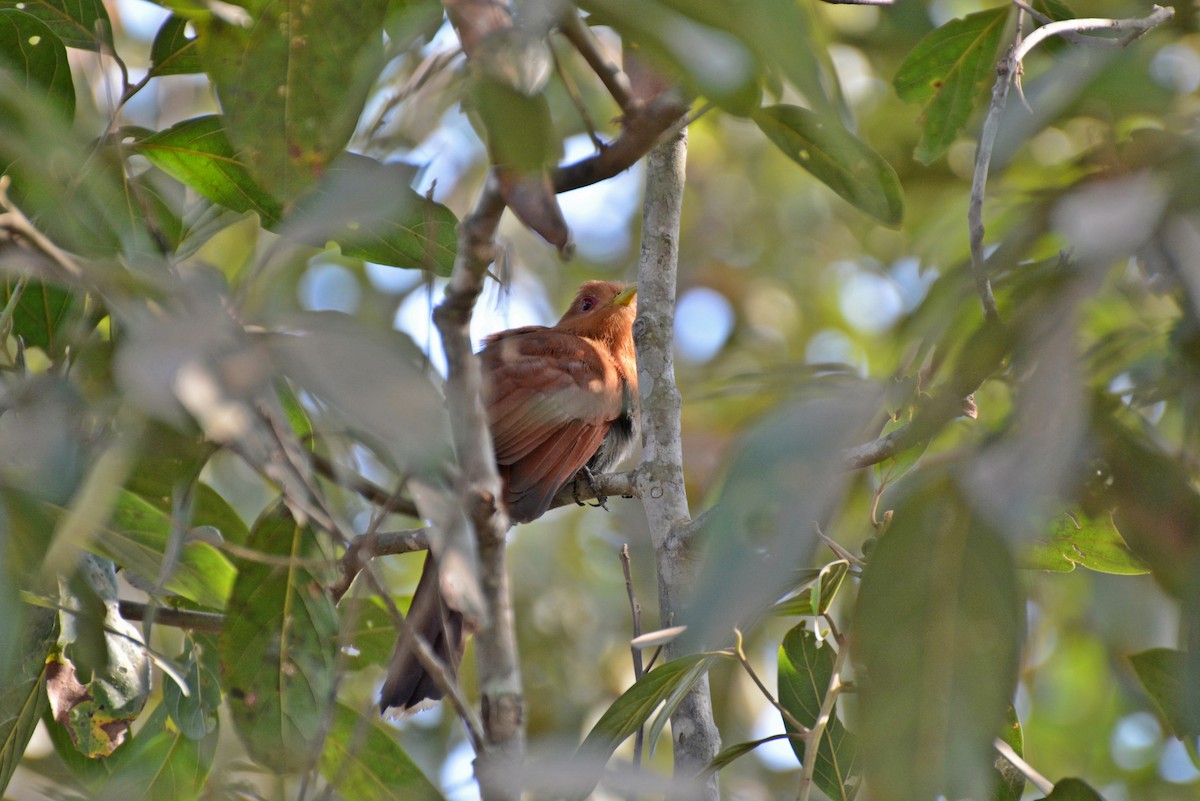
[380,281,639,712]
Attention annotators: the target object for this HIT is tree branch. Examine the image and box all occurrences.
[558,9,636,113]
[635,126,721,799]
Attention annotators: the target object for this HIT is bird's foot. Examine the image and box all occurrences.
[573,466,610,511]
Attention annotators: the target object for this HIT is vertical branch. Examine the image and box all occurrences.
[635,129,721,799]
[431,172,523,801]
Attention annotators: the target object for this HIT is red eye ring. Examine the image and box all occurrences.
[580,296,596,312]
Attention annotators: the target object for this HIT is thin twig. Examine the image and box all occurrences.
[620,545,646,774]
[798,637,848,801]
[994,737,1055,795]
[558,9,636,112]
[733,629,808,735]
[0,176,84,280]
[330,528,430,603]
[117,600,224,633]
[1014,5,1175,62]
[550,39,605,151]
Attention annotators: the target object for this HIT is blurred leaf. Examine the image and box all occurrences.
[704,735,794,775]
[893,8,1009,164]
[853,474,1023,801]
[1025,512,1149,574]
[219,502,337,774]
[0,10,74,121]
[873,414,928,487]
[993,705,1025,801]
[0,0,112,51]
[318,703,444,801]
[0,607,55,794]
[1036,778,1107,801]
[262,311,450,476]
[1129,648,1200,739]
[0,279,76,356]
[281,153,458,274]
[777,625,858,800]
[753,105,903,227]
[275,380,314,449]
[770,560,849,617]
[470,78,559,172]
[571,653,726,801]
[148,14,201,77]
[135,115,284,226]
[91,703,217,801]
[162,635,221,741]
[196,0,388,199]
[68,490,236,610]
[49,555,151,758]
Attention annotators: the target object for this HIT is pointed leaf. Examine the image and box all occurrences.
[219,502,338,773]
[1037,778,1107,801]
[318,703,445,801]
[1025,512,1149,574]
[754,105,903,227]
[1,279,76,356]
[893,8,1010,164]
[162,635,221,741]
[778,626,859,800]
[1129,648,1200,739]
[0,608,56,794]
[135,115,284,226]
[196,0,388,199]
[0,0,112,51]
[92,703,217,801]
[853,474,1023,801]
[571,653,726,801]
[770,560,850,617]
[0,10,74,120]
[148,14,201,77]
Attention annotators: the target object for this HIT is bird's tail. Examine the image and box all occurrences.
[379,552,466,713]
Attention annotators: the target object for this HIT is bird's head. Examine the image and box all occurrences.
[556,281,637,337]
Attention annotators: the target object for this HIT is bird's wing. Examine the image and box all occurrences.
[481,328,623,522]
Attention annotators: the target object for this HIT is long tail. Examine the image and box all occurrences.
[379,552,466,712]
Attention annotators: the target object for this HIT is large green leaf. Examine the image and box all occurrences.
[318,703,444,801]
[135,115,284,226]
[91,703,217,801]
[219,502,338,774]
[893,8,1010,164]
[1025,512,1149,574]
[1129,648,1200,739]
[571,653,726,801]
[79,490,236,610]
[777,625,859,800]
[853,474,1024,801]
[0,10,74,120]
[196,0,388,200]
[754,105,903,227]
[0,0,112,51]
[0,279,76,356]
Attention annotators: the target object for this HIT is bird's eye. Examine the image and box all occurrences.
[580,297,596,312]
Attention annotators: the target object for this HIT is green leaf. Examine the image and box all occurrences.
[853,474,1024,801]
[873,413,928,487]
[0,0,112,51]
[148,14,201,77]
[992,705,1025,801]
[135,115,284,226]
[893,8,1010,164]
[318,703,444,801]
[0,10,74,121]
[777,625,859,800]
[571,653,726,801]
[162,635,221,741]
[753,105,903,227]
[704,735,796,775]
[92,703,217,801]
[85,490,236,610]
[196,0,388,199]
[470,78,560,172]
[1,278,76,356]
[219,502,338,774]
[1036,777,1107,801]
[281,153,458,274]
[770,560,850,617]
[1129,648,1200,739]
[1025,512,1149,574]
[0,607,56,794]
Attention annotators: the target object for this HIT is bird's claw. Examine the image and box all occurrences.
[573,466,610,511]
